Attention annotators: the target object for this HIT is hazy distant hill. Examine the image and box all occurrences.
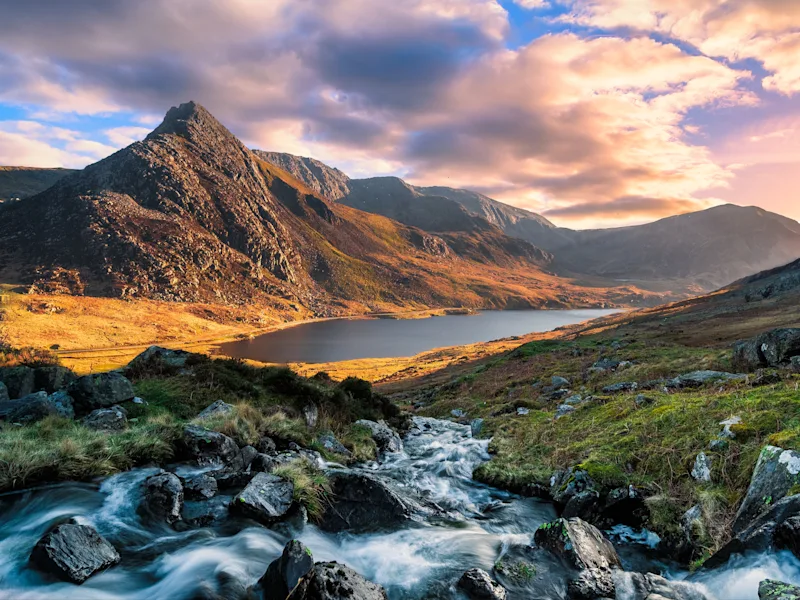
[259,151,800,291]
[0,167,76,202]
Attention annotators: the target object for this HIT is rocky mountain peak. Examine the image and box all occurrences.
[146,101,227,141]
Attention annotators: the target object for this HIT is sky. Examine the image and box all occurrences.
[0,0,798,229]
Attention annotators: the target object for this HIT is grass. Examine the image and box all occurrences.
[417,336,800,555]
[273,459,331,520]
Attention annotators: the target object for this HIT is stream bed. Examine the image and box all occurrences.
[1,417,799,599]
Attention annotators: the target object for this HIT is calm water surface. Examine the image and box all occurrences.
[220,309,620,363]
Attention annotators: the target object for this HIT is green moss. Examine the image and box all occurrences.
[272,459,331,520]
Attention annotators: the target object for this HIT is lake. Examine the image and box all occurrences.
[219,309,619,364]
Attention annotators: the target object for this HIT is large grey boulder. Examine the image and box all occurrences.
[127,346,191,373]
[180,424,240,466]
[317,432,351,457]
[139,472,184,525]
[3,391,60,424]
[30,523,120,584]
[534,517,621,599]
[182,473,218,500]
[82,405,128,431]
[615,572,708,600]
[286,562,388,600]
[34,366,76,394]
[550,468,597,506]
[355,419,402,454]
[732,446,800,535]
[196,400,234,420]
[232,472,294,525]
[319,471,417,533]
[734,328,800,370]
[257,540,314,600]
[667,371,746,389]
[760,580,800,600]
[48,390,75,419]
[68,372,135,414]
[457,568,507,600]
[0,366,35,399]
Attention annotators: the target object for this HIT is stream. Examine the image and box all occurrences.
[1,417,800,599]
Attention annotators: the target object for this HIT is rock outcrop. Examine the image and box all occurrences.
[286,562,388,600]
[30,523,120,584]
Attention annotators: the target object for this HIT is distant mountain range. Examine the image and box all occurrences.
[258,151,800,291]
[2,104,798,314]
[0,102,649,314]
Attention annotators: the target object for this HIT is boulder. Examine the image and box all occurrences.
[286,562,388,600]
[0,381,7,402]
[4,391,60,424]
[760,580,800,600]
[196,400,234,420]
[691,453,712,483]
[615,572,709,600]
[82,405,128,431]
[182,473,218,500]
[319,471,416,533]
[596,486,647,529]
[181,496,229,528]
[127,346,191,373]
[257,540,314,600]
[317,432,352,457]
[451,409,466,418]
[210,467,256,490]
[251,453,278,473]
[232,472,294,525]
[792,357,800,373]
[355,419,403,454]
[534,518,621,600]
[68,372,135,414]
[733,338,765,371]
[139,472,183,524]
[471,418,484,438]
[552,375,570,388]
[240,445,259,470]
[706,494,800,568]
[562,490,601,521]
[256,436,277,454]
[0,366,35,399]
[634,394,654,406]
[457,568,507,600]
[732,446,800,535]
[555,404,575,419]
[180,424,241,466]
[602,382,638,394]
[758,329,800,367]
[775,515,800,559]
[550,469,597,506]
[30,523,120,584]
[48,390,75,419]
[592,359,621,372]
[33,366,76,394]
[667,371,745,389]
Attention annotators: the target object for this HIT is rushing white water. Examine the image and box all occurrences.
[0,417,799,599]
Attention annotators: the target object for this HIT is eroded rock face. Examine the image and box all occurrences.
[232,472,294,525]
[319,472,415,533]
[68,372,135,415]
[257,540,314,600]
[82,405,128,431]
[286,562,388,600]
[180,424,240,466]
[759,580,800,600]
[534,517,621,600]
[457,568,507,600]
[140,472,184,525]
[30,523,120,584]
[355,420,403,454]
[732,446,800,535]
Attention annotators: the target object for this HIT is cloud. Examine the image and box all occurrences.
[0,0,779,227]
[0,120,115,166]
[562,0,800,94]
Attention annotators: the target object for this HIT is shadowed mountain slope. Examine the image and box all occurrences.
[0,167,76,202]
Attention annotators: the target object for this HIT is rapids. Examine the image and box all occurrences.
[0,417,799,599]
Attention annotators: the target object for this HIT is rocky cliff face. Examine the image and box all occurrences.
[253,151,351,201]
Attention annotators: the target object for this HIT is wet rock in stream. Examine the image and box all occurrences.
[30,523,120,584]
[287,562,388,600]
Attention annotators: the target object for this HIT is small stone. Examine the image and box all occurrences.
[552,375,570,388]
[82,405,128,431]
[691,453,712,482]
[451,409,466,418]
[709,439,729,451]
[602,382,638,394]
[196,400,234,420]
[470,418,484,437]
[516,407,530,416]
[634,394,654,406]
[256,436,276,454]
[555,404,576,419]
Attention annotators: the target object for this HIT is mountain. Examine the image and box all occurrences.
[258,151,800,291]
[0,167,76,202]
[548,205,800,290]
[0,102,646,313]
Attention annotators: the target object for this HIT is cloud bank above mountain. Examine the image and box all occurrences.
[0,0,797,227]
